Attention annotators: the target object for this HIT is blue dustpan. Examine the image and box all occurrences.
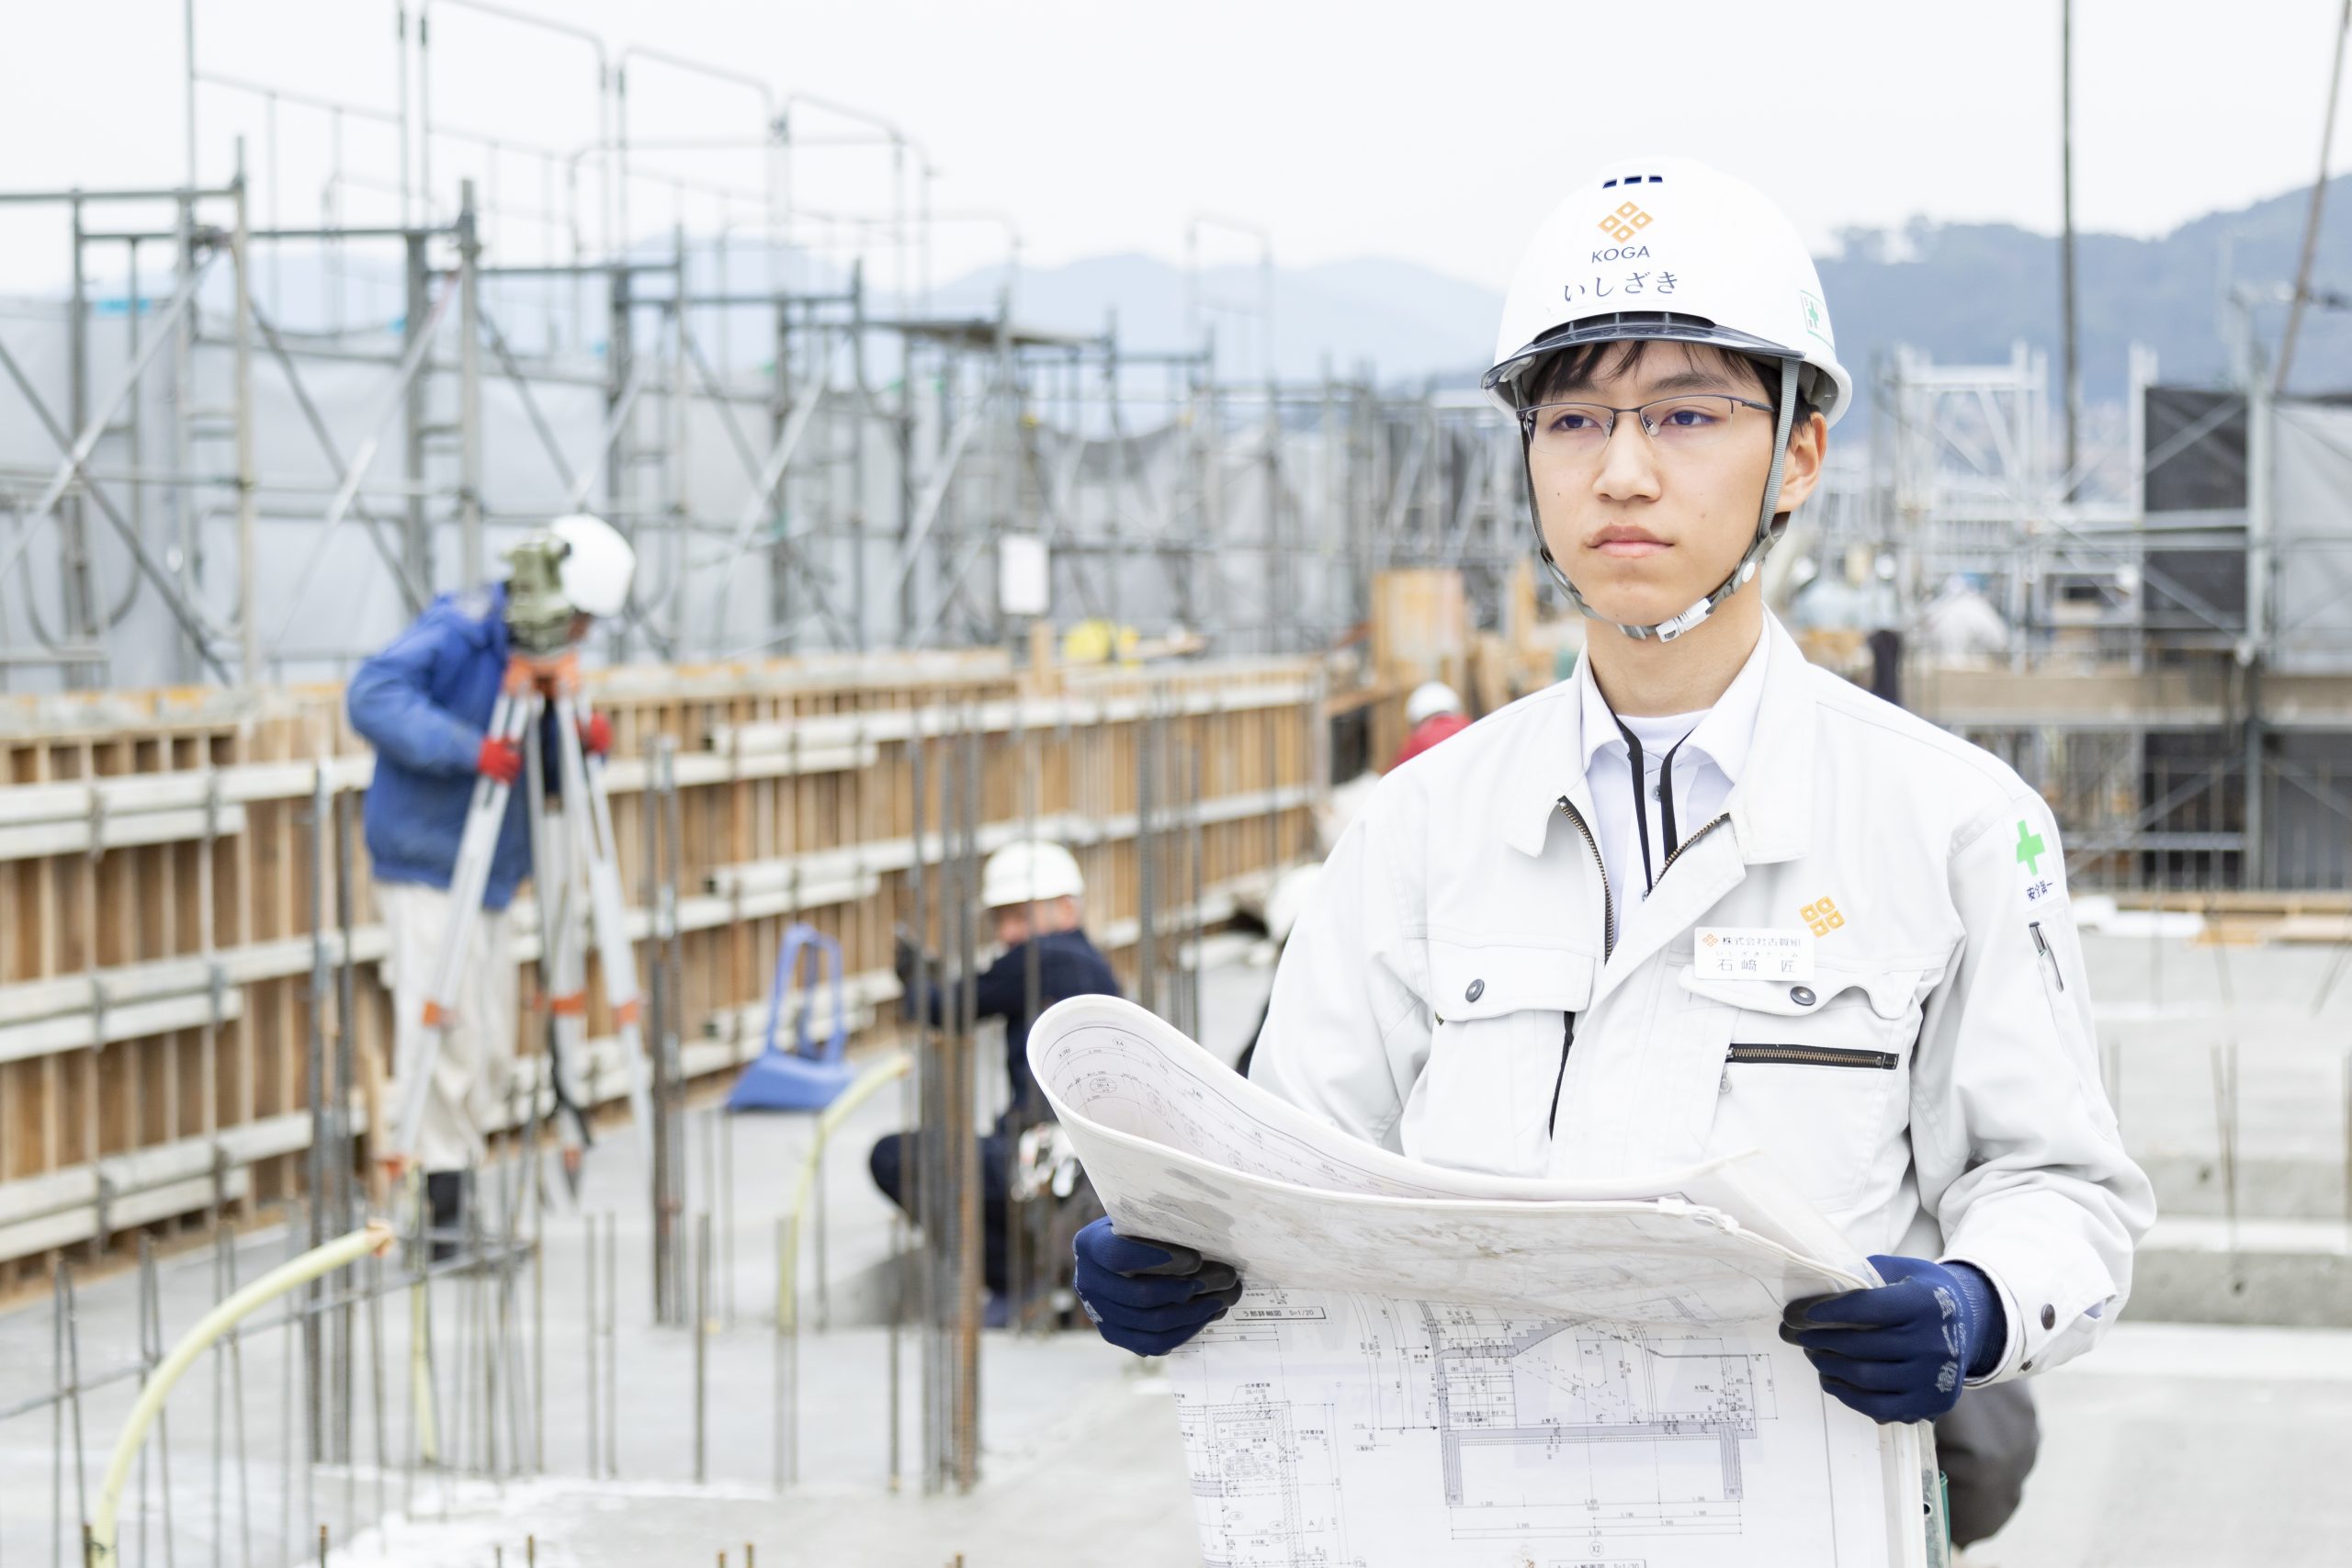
[726,923,854,1111]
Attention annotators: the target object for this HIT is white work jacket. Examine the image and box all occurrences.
[1252,614,2154,1383]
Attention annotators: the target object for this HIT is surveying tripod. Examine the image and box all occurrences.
[379,646,656,1190]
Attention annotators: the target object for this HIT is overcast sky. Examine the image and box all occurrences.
[0,0,2346,293]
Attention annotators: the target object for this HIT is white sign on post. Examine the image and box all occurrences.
[999,534,1050,618]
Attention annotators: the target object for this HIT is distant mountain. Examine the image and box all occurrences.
[933,175,2352,406]
[1821,174,2352,404]
[921,251,1501,388]
[39,176,2352,411]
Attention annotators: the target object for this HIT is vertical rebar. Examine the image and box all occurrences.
[303,771,329,1480]
[530,1193,545,1476]
[694,1213,710,1484]
[2211,1041,2241,1250]
[773,1215,793,1492]
[211,1232,225,1568]
[582,1213,598,1479]
[368,1251,388,1546]
[141,1235,177,1568]
[1013,717,1044,1326]
[814,1133,830,1334]
[721,1113,738,1326]
[1136,692,1158,1014]
[602,1213,617,1478]
[907,709,938,1492]
[1186,717,1205,1039]
[333,787,361,1475]
[648,739,678,1327]
[226,1232,254,1566]
[954,712,983,1491]
[661,741,691,1315]
[888,1064,909,1491]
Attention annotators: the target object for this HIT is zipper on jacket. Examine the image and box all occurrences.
[1724,1043,1899,1070]
[1657,812,1733,883]
[1555,796,1615,961]
[2029,920,2065,992]
[1546,798,1614,1143]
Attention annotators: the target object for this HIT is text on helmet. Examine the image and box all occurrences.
[1563,272,1678,302]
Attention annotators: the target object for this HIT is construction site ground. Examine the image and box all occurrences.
[4,930,2348,1567]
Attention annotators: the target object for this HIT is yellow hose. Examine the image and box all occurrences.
[86,1223,395,1565]
[775,1053,910,1332]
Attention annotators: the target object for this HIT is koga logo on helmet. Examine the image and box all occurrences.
[1597,200,1653,243]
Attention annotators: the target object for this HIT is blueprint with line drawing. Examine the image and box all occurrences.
[1029,996,1927,1568]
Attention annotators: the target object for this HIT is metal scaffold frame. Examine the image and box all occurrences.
[1824,326,2352,894]
[0,1,1535,695]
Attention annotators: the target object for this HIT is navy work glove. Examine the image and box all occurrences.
[1071,1216,1244,1357]
[1780,1255,2005,1425]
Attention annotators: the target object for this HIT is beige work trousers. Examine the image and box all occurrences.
[379,881,516,1172]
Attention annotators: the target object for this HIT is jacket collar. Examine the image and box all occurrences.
[1503,610,1815,865]
[1575,620,1770,790]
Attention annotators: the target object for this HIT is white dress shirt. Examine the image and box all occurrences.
[1577,625,1771,939]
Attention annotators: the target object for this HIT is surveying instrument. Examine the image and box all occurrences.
[379,531,656,1199]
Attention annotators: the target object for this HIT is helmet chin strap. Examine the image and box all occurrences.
[1527,356,1802,644]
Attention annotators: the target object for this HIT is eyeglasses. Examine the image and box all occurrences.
[1519,393,1772,467]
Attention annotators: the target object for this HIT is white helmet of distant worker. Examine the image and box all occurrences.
[548,513,637,619]
[1405,681,1464,728]
[981,840,1086,911]
[1483,156,1852,644]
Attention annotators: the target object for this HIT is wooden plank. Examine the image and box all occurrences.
[0,654,1331,1258]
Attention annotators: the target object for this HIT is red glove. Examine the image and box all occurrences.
[476,737,523,784]
[579,713,613,758]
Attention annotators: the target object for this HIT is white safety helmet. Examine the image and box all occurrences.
[547,513,637,619]
[980,840,1086,910]
[1484,156,1851,644]
[1405,681,1464,727]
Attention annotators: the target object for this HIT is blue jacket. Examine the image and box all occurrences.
[347,584,545,911]
[916,928,1122,1124]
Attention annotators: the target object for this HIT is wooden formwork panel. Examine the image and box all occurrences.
[0,654,1327,1294]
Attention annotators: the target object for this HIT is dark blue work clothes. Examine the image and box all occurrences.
[870,928,1120,1297]
[908,928,1122,1126]
[346,584,560,911]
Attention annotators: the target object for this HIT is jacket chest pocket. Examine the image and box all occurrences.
[1679,964,1932,1218]
[1404,942,1597,1178]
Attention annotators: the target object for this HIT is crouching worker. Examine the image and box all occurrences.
[870,840,1119,1316]
[1071,158,2152,1550]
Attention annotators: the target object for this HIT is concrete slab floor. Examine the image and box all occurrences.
[327,1338,1201,1568]
[10,943,2349,1565]
[307,1320,2352,1568]
[1966,1322,2352,1568]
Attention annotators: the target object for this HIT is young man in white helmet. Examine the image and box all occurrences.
[1072,157,2150,1547]
[869,840,1121,1311]
[347,513,635,1253]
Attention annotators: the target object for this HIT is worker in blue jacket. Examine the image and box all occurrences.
[346,513,635,1247]
[870,840,1119,1310]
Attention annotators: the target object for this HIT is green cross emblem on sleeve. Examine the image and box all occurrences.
[2015,819,2046,876]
